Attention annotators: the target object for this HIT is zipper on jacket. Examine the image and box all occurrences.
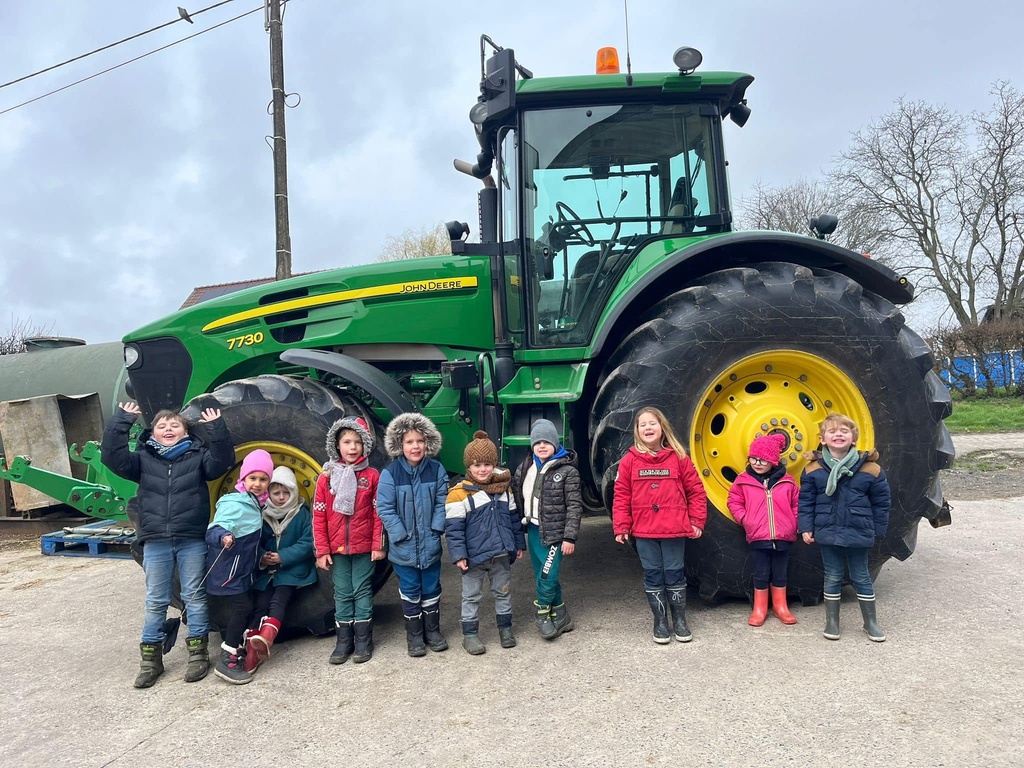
[763,477,777,540]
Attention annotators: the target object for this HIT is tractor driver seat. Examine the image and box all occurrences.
[662,177,697,235]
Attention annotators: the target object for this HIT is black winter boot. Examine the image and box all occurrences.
[461,620,486,655]
[550,603,575,637]
[183,635,210,682]
[823,593,842,640]
[213,642,253,685]
[534,601,556,639]
[134,642,164,689]
[404,614,427,657]
[422,607,449,652]
[857,595,886,642]
[352,619,374,663]
[645,590,671,644]
[666,587,692,642]
[496,613,516,648]
[330,621,354,665]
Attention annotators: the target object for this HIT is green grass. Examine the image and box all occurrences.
[944,397,1024,433]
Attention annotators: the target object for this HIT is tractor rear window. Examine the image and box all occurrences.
[522,102,720,346]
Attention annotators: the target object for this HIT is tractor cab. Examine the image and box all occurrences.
[454,37,752,351]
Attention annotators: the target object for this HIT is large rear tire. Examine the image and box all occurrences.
[590,263,953,605]
[181,375,391,635]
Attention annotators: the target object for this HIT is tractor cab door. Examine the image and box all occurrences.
[520,102,726,348]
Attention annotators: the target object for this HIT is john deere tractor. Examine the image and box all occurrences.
[6,38,953,632]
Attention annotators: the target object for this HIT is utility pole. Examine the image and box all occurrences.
[266,0,291,279]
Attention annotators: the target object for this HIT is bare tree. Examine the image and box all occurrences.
[738,179,895,261]
[833,84,1024,327]
[377,223,451,262]
[0,317,55,355]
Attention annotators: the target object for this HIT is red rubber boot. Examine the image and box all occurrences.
[770,585,798,625]
[748,588,769,626]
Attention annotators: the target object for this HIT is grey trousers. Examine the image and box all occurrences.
[461,556,513,622]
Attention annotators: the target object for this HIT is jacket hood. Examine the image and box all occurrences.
[384,412,442,458]
[326,416,375,461]
[269,465,300,497]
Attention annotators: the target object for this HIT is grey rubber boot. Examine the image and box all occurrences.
[823,593,842,640]
[550,603,575,637]
[496,613,516,648]
[667,587,692,642]
[134,642,164,689]
[461,620,486,655]
[213,642,253,685]
[422,607,449,652]
[330,621,354,665]
[858,595,886,642]
[352,619,374,663]
[534,601,556,640]
[645,590,672,644]
[404,614,427,657]
[183,635,210,682]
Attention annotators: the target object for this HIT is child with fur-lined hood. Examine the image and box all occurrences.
[314,416,384,665]
[375,412,450,658]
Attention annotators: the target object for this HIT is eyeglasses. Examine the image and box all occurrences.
[749,457,771,465]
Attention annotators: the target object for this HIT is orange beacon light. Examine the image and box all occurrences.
[596,47,620,74]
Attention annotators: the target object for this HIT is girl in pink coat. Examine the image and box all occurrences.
[612,407,707,644]
[727,433,799,626]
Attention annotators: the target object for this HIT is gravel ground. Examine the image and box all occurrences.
[0,433,1020,767]
[942,431,1024,500]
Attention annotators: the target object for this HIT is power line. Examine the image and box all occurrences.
[0,5,263,118]
[0,1,237,91]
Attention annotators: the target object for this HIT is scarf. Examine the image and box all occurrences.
[322,457,369,515]
[746,464,786,488]
[262,487,302,541]
[469,468,511,496]
[820,448,860,496]
[146,436,193,461]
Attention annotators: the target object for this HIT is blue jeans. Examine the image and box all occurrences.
[634,537,686,591]
[819,545,873,597]
[141,537,209,642]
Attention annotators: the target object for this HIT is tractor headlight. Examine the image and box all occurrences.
[124,344,141,370]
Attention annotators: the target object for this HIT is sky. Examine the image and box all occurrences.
[0,0,1021,344]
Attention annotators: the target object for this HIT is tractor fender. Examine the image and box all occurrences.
[591,231,915,357]
[279,349,420,417]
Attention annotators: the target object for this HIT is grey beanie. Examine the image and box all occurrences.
[530,419,560,448]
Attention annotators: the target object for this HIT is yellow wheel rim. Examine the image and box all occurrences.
[209,441,322,511]
[691,350,874,520]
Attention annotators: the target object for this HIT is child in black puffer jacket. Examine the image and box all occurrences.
[101,401,233,689]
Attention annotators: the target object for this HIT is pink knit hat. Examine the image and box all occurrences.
[748,434,786,465]
[235,448,274,498]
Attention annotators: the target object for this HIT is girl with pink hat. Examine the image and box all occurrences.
[727,433,800,626]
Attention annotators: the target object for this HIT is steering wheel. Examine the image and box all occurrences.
[554,201,596,247]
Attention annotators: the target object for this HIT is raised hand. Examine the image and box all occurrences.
[198,407,222,423]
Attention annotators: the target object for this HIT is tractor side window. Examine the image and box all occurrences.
[498,128,523,335]
[523,103,720,347]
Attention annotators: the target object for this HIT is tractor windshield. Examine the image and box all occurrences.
[522,102,722,346]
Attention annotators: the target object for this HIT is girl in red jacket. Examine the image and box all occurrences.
[612,407,707,644]
[726,433,799,627]
[313,417,385,665]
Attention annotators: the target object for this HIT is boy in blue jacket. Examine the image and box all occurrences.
[206,449,273,684]
[798,413,891,643]
[445,430,525,655]
[376,413,449,658]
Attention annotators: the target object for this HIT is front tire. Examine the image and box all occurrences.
[590,263,953,605]
[182,375,392,635]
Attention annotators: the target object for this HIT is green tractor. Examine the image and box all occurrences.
[5,38,953,631]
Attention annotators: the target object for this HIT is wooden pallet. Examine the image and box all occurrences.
[40,520,135,560]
